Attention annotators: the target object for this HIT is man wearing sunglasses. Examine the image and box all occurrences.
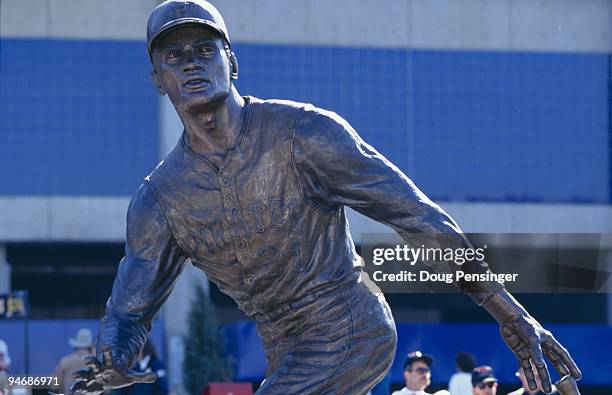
[471,366,498,395]
[392,351,434,395]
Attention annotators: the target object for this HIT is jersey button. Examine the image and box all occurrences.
[221,178,231,187]
[246,276,255,285]
[237,240,247,249]
[226,195,234,203]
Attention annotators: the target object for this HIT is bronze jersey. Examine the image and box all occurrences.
[97,96,501,369]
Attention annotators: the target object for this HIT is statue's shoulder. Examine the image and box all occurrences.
[249,95,312,113]
[248,95,324,122]
[248,96,347,136]
[144,141,189,193]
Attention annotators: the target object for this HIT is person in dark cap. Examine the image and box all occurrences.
[392,351,434,395]
[471,366,498,395]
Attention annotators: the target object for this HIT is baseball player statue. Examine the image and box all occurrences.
[71,1,581,394]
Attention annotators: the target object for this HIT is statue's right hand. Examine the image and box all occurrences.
[70,348,157,395]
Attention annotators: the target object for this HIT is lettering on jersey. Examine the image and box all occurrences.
[246,201,265,233]
[194,197,305,254]
[229,207,251,238]
[268,198,289,229]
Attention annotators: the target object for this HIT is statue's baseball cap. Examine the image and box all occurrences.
[147,0,231,55]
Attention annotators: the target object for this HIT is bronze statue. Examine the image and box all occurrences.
[71,1,581,394]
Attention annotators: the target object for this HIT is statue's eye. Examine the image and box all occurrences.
[166,50,182,63]
[197,46,215,56]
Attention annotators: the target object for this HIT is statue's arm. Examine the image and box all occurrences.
[71,182,188,394]
[291,108,498,298]
[97,181,188,369]
[291,108,581,392]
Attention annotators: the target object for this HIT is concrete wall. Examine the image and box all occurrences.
[0,197,129,242]
[1,196,610,243]
[216,0,612,52]
[0,0,157,39]
[2,0,611,52]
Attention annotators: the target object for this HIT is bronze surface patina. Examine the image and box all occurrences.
[71,1,581,394]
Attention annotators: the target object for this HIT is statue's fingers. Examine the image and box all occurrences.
[521,360,538,392]
[72,368,93,382]
[69,381,86,392]
[504,328,532,376]
[530,345,552,394]
[543,344,570,377]
[101,348,114,367]
[80,379,105,395]
[84,357,103,374]
[69,381,82,394]
[548,339,582,380]
[128,370,158,384]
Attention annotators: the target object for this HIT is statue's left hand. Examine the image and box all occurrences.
[500,315,581,394]
[70,348,157,395]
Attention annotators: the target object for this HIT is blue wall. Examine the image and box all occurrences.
[235,45,610,203]
[0,318,165,375]
[1,38,609,202]
[0,319,608,385]
[224,321,611,386]
[0,39,159,195]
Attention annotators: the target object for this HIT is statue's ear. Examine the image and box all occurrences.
[151,69,166,95]
[229,51,239,80]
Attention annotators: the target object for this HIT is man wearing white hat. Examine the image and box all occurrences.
[52,329,95,394]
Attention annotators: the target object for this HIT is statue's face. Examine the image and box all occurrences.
[151,25,232,112]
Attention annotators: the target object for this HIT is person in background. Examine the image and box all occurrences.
[118,340,168,395]
[471,366,497,395]
[0,339,10,395]
[506,366,557,395]
[52,328,95,394]
[392,351,434,395]
[449,352,477,395]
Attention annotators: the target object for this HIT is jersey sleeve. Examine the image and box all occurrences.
[291,108,503,302]
[97,182,188,369]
